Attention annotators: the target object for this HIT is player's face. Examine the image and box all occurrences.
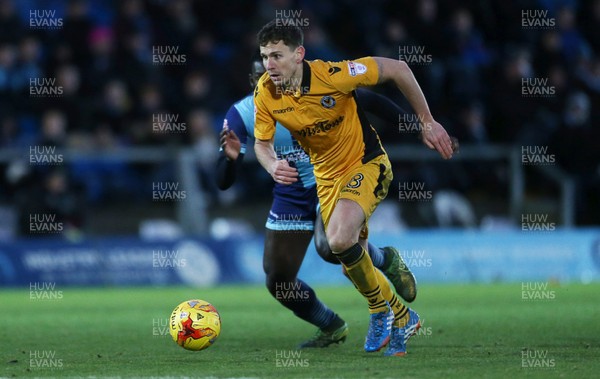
[260,41,304,88]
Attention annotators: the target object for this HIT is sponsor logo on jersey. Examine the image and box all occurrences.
[296,116,344,138]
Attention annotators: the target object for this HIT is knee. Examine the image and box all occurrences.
[327,229,354,253]
[326,218,361,253]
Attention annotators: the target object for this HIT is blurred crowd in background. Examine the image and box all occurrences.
[0,0,598,236]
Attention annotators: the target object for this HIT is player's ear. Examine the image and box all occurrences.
[295,45,305,63]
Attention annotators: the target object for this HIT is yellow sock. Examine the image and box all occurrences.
[338,244,388,313]
[374,269,409,327]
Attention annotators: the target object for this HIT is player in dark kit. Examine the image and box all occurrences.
[216,60,417,348]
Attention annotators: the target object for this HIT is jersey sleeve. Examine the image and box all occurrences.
[220,104,248,154]
[327,57,379,93]
[253,85,276,141]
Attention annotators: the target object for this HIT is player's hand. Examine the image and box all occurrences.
[420,119,455,159]
[219,127,241,161]
[270,159,298,185]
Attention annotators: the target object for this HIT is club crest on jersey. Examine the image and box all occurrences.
[347,61,367,76]
[320,95,336,109]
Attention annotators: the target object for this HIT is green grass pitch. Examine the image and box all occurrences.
[2,283,599,378]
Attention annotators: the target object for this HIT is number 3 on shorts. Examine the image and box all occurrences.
[346,173,364,189]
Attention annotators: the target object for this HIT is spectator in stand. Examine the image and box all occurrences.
[578,0,600,52]
[0,0,22,44]
[556,6,592,67]
[83,26,116,98]
[39,110,68,147]
[13,35,43,96]
[177,70,224,119]
[93,79,133,138]
[48,64,87,131]
[188,108,219,206]
[14,167,86,238]
[0,43,17,109]
[488,48,536,143]
[61,0,93,68]
[444,8,491,104]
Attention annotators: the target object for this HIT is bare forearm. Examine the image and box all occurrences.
[254,139,277,175]
[255,138,299,184]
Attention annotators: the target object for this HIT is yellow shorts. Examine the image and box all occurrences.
[317,154,393,240]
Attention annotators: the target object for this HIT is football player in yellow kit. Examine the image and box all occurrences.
[254,20,454,356]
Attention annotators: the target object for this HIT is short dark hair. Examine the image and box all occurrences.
[257,19,304,49]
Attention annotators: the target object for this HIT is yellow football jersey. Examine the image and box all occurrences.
[254,57,386,183]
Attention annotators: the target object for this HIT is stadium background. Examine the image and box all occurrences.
[1,1,600,378]
[0,0,599,286]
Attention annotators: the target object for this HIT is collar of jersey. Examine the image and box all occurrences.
[282,60,311,98]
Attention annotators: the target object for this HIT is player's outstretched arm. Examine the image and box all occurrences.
[373,57,454,159]
[254,138,298,185]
